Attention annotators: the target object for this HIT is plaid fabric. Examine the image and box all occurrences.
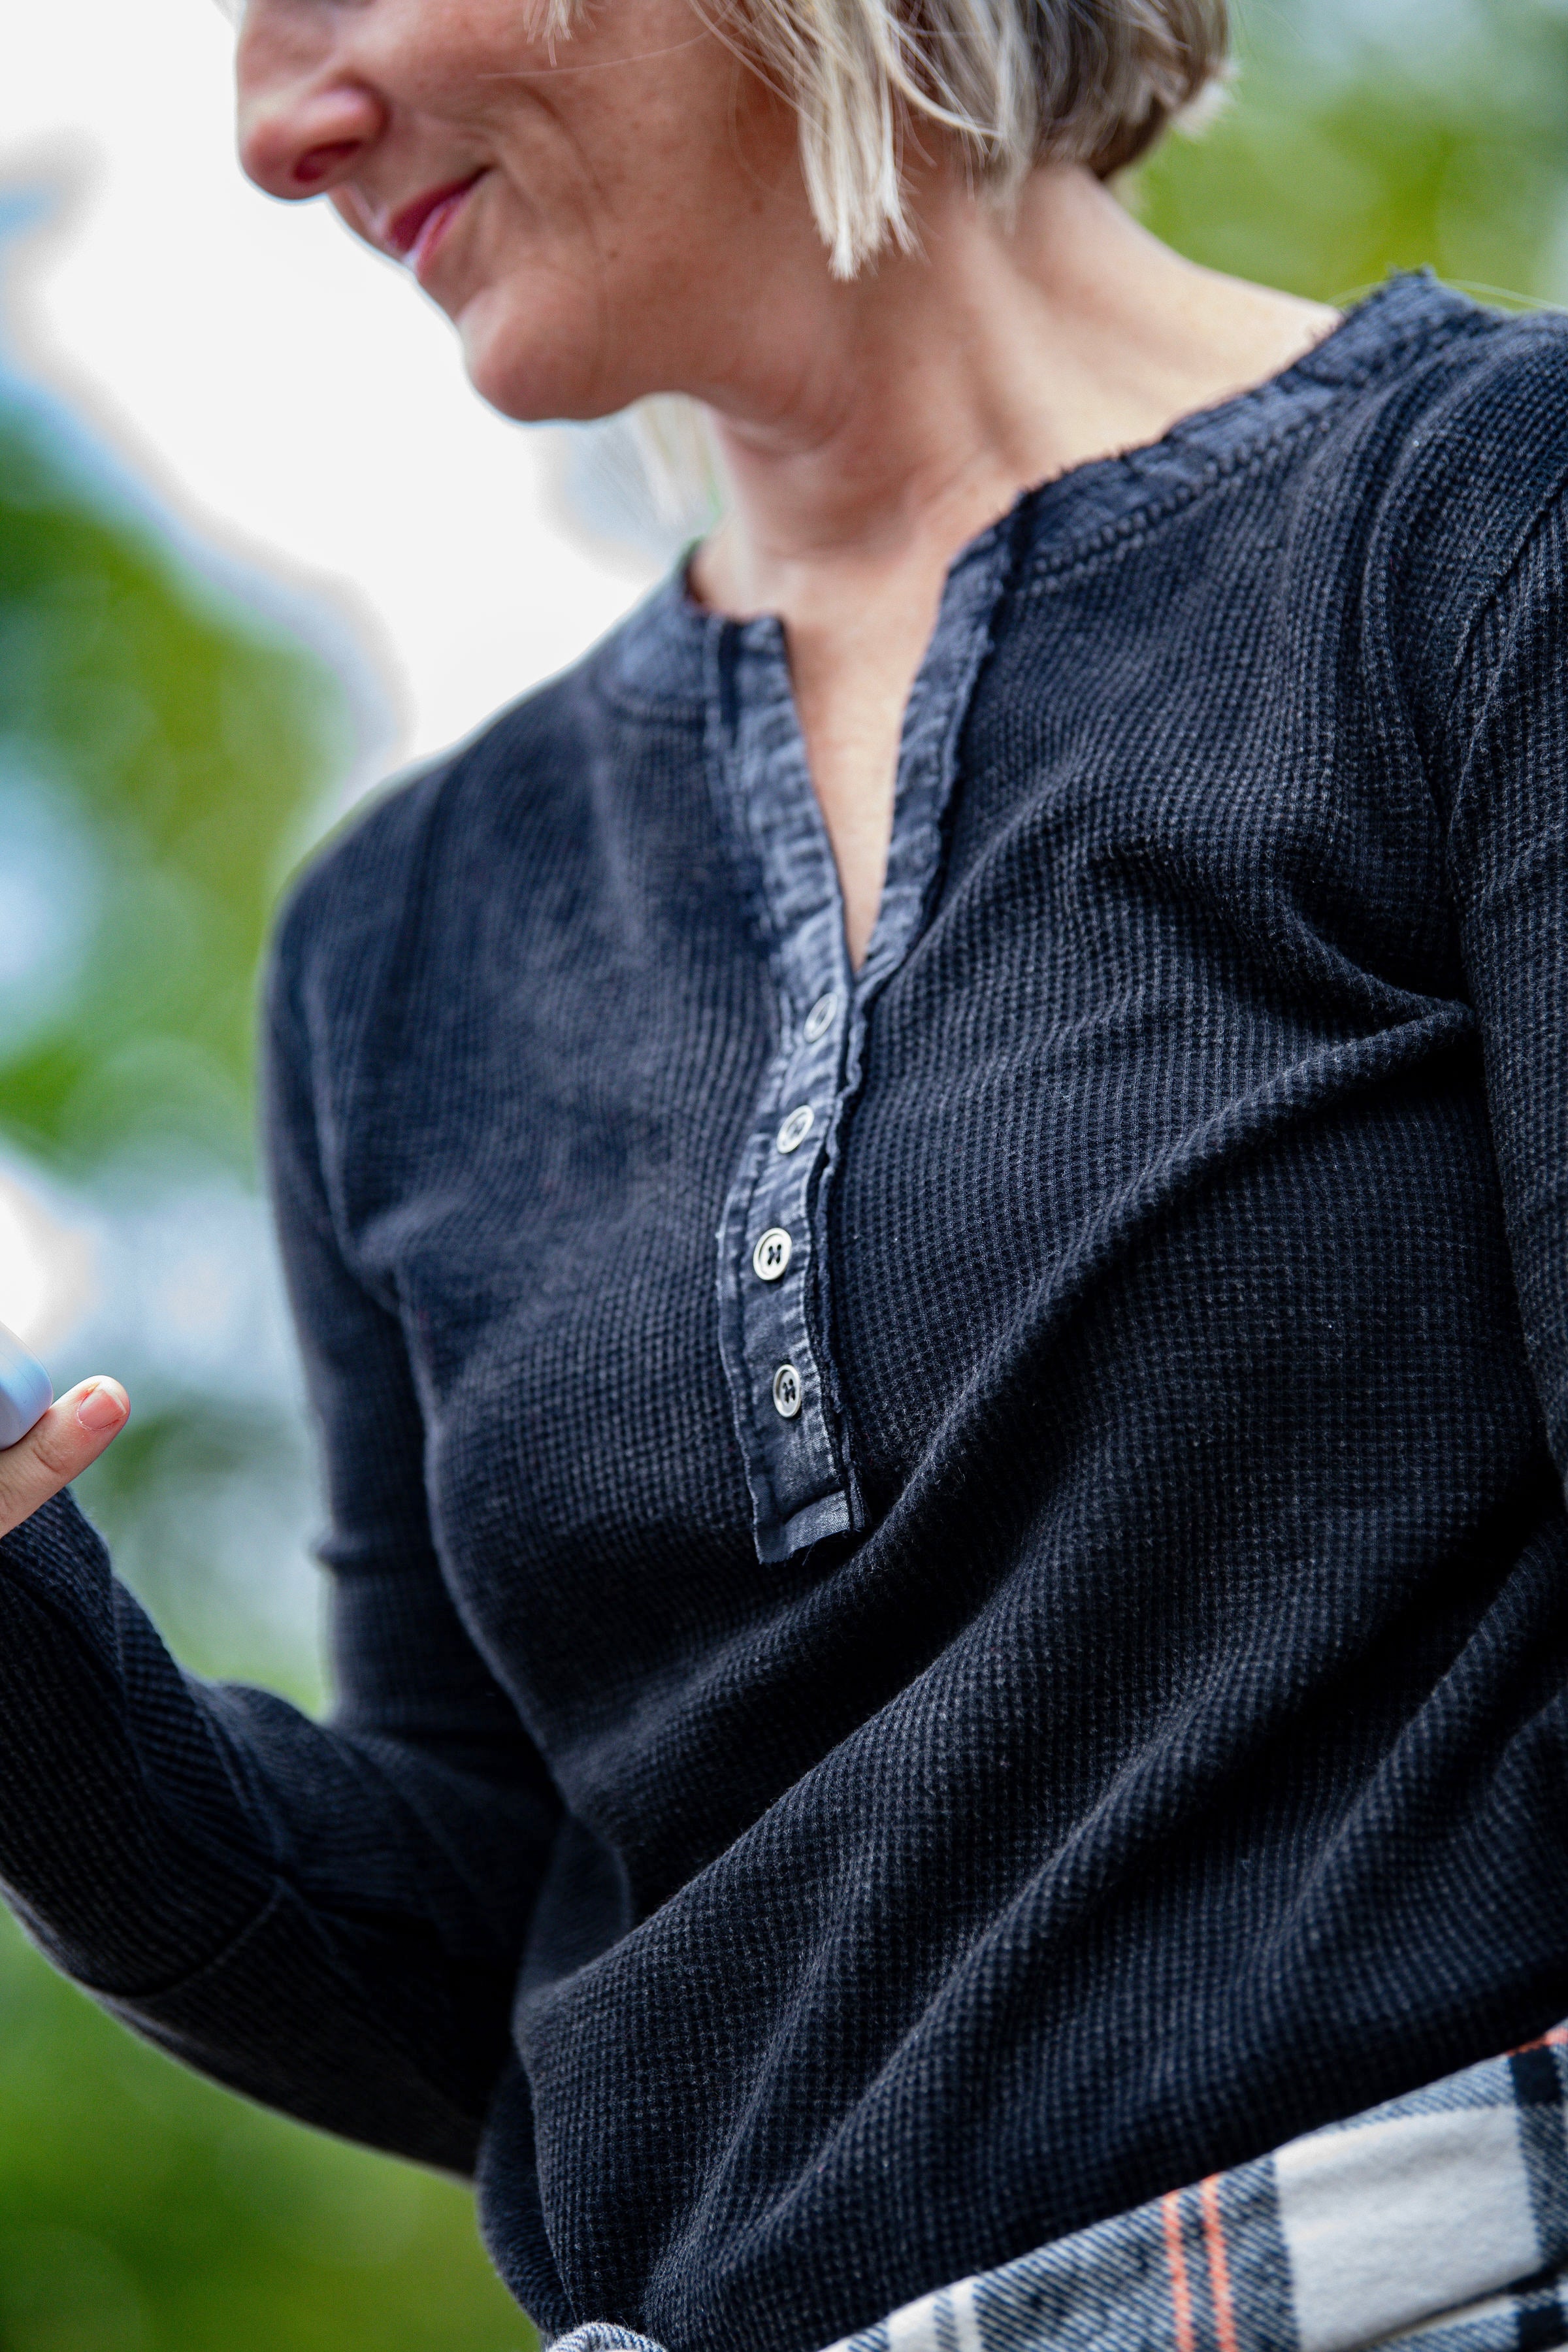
[553,2028,1568,2352]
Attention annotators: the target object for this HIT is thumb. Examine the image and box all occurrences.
[0,1379,131,1544]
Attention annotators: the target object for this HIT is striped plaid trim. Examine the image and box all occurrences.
[549,2026,1568,2352]
[821,2028,1568,2352]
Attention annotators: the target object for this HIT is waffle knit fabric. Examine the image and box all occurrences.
[557,2026,1568,2352]
[4,273,1568,2351]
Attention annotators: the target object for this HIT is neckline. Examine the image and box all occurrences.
[1011,267,1479,581]
[602,271,1482,715]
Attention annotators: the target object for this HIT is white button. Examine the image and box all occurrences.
[804,992,838,1044]
[776,1104,814,1154]
[772,1363,803,1418]
[752,1228,792,1282]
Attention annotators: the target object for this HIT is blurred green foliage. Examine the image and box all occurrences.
[2,0,1567,2343]
[1136,0,1568,305]
[0,404,344,1172]
[0,1914,531,2352]
[0,279,530,2352]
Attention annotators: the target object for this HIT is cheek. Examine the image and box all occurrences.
[438,133,606,416]
[435,33,787,419]
[452,157,718,420]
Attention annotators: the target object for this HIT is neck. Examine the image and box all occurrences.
[691,167,1335,619]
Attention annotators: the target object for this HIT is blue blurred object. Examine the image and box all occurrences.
[0,1320,51,1448]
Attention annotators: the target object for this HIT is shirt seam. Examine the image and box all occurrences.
[1440,472,1568,909]
[1440,470,1568,747]
[1017,312,1486,596]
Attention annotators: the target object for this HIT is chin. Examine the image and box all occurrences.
[456,287,638,427]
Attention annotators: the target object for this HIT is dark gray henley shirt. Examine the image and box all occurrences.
[5,272,1568,2351]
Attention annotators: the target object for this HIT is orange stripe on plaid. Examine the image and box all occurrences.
[1162,2193,1196,2352]
[1199,2174,1241,2352]
[1514,2025,1568,2053]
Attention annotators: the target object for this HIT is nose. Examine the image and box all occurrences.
[235,8,387,200]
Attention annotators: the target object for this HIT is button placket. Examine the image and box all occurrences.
[708,620,857,1562]
[732,931,851,1547]
[708,534,1014,1563]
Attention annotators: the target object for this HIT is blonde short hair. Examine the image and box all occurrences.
[732,0,1228,274]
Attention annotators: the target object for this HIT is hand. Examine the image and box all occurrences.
[0,1380,131,1543]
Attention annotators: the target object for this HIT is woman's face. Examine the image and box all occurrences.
[235,0,809,421]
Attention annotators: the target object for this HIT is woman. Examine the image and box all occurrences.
[5,0,1568,2341]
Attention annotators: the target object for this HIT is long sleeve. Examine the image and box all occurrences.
[1441,481,1568,1486]
[0,844,560,2174]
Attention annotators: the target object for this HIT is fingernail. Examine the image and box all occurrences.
[76,1384,127,1433]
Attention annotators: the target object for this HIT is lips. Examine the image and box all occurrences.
[383,172,485,278]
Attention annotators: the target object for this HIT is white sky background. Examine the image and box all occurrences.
[1,0,659,776]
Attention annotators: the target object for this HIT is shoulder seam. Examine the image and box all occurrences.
[1426,408,1568,738]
